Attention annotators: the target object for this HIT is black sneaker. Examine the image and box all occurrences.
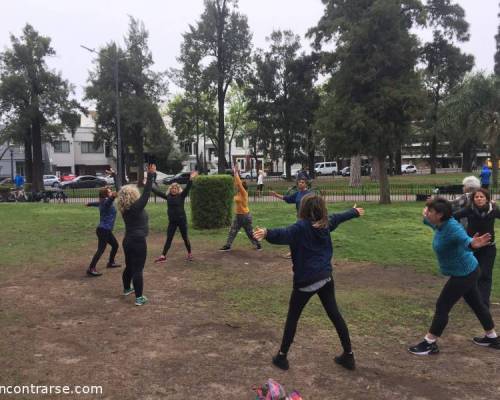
[272,352,289,371]
[106,262,121,268]
[256,244,262,251]
[408,340,439,355]
[219,245,231,252]
[473,336,500,349]
[86,268,102,277]
[334,352,355,370]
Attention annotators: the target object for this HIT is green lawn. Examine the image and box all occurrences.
[2,201,500,300]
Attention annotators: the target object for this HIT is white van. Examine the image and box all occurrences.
[314,161,338,175]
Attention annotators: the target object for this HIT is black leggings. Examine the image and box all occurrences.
[474,245,496,308]
[162,218,191,256]
[89,227,118,270]
[429,268,494,336]
[122,236,147,298]
[280,279,351,354]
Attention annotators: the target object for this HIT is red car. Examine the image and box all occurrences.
[60,174,76,182]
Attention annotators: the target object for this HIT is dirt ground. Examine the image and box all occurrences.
[1,234,500,400]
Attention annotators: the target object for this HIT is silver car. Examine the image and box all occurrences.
[43,175,60,187]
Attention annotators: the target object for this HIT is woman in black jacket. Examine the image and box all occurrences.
[153,171,198,263]
[454,188,500,308]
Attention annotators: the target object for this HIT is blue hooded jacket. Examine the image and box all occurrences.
[87,197,117,231]
[480,166,491,185]
[266,209,359,288]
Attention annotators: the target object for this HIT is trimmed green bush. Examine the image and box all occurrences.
[190,175,233,229]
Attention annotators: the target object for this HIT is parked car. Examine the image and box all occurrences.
[240,169,257,179]
[341,166,350,177]
[401,164,417,174]
[281,167,301,180]
[95,172,115,185]
[314,161,338,176]
[163,172,192,185]
[340,165,371,177]
[43,175,61,187]
[60,174,76,182]
[61,175,107,189]
[0,177,13,186]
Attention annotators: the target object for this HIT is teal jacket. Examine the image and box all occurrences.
[424,217,478,277]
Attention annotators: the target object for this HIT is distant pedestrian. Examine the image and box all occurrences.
[480,165,492,189]
[257,170,266,197]
[14,173,24,189]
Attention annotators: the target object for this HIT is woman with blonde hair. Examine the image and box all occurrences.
[153,170,198,263]
[254,193,364,371]
[114,164,156,306]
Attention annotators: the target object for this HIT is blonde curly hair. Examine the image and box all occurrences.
[117,184,140,213]
[166,182,183,195]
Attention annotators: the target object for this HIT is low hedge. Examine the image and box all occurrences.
[190,175,233,229]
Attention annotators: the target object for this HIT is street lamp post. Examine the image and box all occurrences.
[10,146,14,180]
[81,45,123,188]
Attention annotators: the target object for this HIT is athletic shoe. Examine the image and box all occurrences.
[408,340,439,355]
[256,244,263,251]
[334,352,356,370]
[272,352,289,371]
[123,288,135,296]
[472,336,500,348]
[106,262,121,268]
[186,253,193,261]
[86,268,102,277]
[219,245,231,252]
[135,296,148,306]
[154,255,167,263]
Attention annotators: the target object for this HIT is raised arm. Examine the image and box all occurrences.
[128,164,156,212]
[152,185,168,200]
[181,171,198,199]
[329,207,362,232]
[101,196,116,208]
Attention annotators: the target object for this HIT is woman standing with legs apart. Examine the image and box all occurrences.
[453,188,500,309]
[409,197,500,355]
[115,164,156,306]
[85,187,120,277]
[219,165,261,251]
[153,170,198,263]
[253,194,364,370]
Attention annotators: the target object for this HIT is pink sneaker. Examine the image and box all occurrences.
[186,253,193,261]
[154,255,167,263]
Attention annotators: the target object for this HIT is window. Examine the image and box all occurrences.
[105,143,113,158]
[53,141,70,153]
[235,137,244,148]
[81,142,104,153]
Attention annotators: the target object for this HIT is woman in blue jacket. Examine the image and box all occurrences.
[254,193,364,371]
[409,197,499,355]
[86,187,120,276]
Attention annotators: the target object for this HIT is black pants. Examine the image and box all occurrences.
[429,268,494,336]
[88,227,118,270]
[280,279,352,354]
[162,218,191,256]
[122,236,147,297]
[475,245,496,308]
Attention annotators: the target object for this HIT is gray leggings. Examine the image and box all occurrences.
[226,213,259,247]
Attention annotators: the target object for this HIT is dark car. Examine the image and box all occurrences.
[163,172,191,185]
[61,175,107,189]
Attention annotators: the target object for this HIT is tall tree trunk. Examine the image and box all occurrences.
[375,156,391,204]
[349,154,361,188]
[430,134,437,174]
[490,139,498,189]
[370,157,379,181]
[228,139,232,169]
[136,133,144,187]
[395,147,402,176]
[31,117,43,192]
[307,128,316,179]
[24,130,33,184]
[462,140,474,172]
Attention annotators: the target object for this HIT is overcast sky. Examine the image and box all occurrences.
[0,0,497,104]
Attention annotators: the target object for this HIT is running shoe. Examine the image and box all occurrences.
[334,352,356,370]
[123,288,135,296]
[106,262,121,268]
[408,340,439,355]
[256,244,263,251]
[154,255,167,263]
[472,336,500,349]
[272,352,289,371]
[86,268,102,277]
[135,296,148,306]
[186,252,193,261]
[219,245,231,252]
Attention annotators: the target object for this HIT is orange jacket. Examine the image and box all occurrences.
[233,173,249,214]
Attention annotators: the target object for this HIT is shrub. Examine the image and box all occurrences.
[190,175,233,229]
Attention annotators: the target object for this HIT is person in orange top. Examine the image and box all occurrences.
[219,165,262,251]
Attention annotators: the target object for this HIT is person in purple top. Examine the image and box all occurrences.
[85,187,120,277]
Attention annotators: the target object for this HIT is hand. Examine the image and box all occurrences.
[190,171,199,180]
[422,207,428,218]
[353,204,365,216]
[270,191,278,198]
[106,168,116,176]
[253,227,267,241]
[471,233,492,249]
[110,191,118,198]
[147,164,157,174]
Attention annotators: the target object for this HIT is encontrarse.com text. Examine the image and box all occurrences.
[0,385,103,396]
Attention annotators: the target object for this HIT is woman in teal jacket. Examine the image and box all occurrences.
[409,197,499,355]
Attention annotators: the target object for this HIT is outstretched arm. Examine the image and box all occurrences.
[329,206,363,232]
[182,171,198,199]
[254,222,301,246]
[128,164,156,212]
[152,185,168,200]
[86,202,99,207]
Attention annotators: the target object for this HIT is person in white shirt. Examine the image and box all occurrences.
[257,170,266,197]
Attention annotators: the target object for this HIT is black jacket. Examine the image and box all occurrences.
[453,203,500,244]
[120,173,154,238]
[152,180,192,221]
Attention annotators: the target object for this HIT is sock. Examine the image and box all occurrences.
[486,331,498,339]
[424,334,436,343]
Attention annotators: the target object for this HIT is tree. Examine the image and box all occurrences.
[309,0,425,203]
[420,0,474,174]
[186,0,252,172]
[85,17,168,185]
[495,3,500,77]
[226,85,249,169]
[0,24,81,191]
